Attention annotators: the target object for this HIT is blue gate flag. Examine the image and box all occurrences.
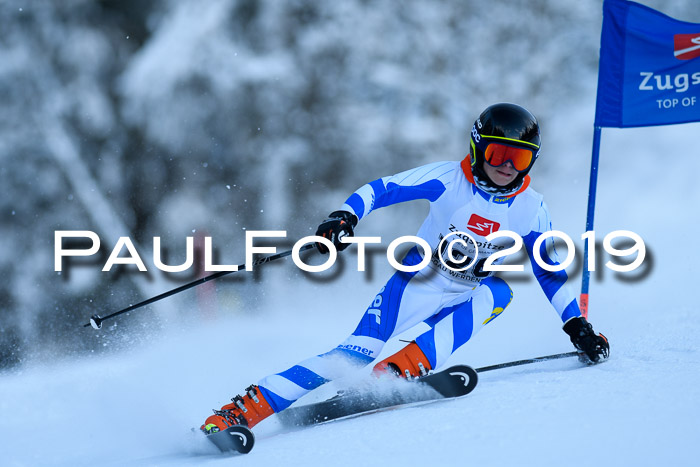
[595,0,700,128]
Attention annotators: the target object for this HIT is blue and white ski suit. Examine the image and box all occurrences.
[257,160,581,412]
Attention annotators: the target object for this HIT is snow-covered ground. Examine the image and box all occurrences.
[2,112,700,466]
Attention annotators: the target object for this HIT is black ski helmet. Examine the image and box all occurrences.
[468,103,541,196]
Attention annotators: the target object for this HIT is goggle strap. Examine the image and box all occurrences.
[481,135,540,150]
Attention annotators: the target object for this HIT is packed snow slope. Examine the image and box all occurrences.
[2,117,700,467]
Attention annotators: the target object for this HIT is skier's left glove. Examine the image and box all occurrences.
[315,210,359,254]
[563,316,610,364]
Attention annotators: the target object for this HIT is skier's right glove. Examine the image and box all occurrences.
[563,316,610,364]
[315,210,358,254]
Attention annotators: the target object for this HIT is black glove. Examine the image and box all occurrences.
[563,316,610,364]
[315,210,358,254]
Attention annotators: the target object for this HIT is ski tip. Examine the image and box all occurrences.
[205,425,255,454]
[89,314,103,329]
[420,364,478,398]
[443,364,478,395]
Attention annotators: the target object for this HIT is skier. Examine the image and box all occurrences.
[201,103,609,434]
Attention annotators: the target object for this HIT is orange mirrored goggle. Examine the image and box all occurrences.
[483,140,538,173]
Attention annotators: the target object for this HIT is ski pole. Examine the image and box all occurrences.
[474,351,579,373]
[82,243,316,330]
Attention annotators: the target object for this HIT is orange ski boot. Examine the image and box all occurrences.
[372,341,432,379]
[201,384,274,434]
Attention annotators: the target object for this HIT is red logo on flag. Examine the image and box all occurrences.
[674,33,700,60]
[466,214,500,236]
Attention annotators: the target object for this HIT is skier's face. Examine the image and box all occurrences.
[483,160,518,186]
